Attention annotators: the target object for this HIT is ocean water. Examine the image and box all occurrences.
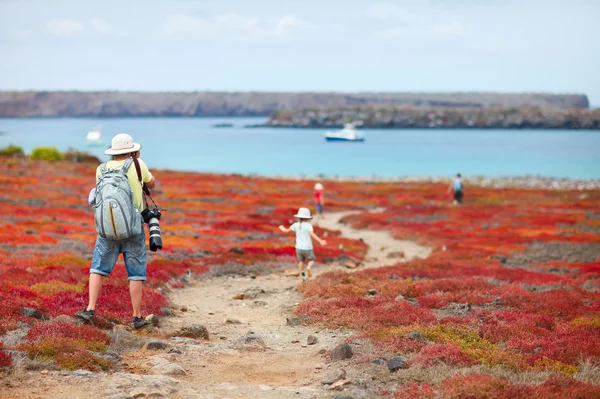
[0,117,599,179]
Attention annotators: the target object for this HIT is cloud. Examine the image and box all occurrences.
[431,21,465,36]
[160,13,310,39]
[90,17,111,33]
[46,19,84,37]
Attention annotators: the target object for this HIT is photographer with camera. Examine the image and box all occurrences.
[76,133,158,329]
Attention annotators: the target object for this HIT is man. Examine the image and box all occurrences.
[447,173,464,205]
[76,133,156,329]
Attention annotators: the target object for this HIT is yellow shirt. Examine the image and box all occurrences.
[96,158,154,212]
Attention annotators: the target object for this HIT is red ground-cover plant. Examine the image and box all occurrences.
[1,158,599,392]
[0,341,12,368]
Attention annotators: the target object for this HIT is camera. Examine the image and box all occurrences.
[142,208,163,252]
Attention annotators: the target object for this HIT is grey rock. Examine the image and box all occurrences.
[151,362,186,376]
[367,289,377,295]
[73,369,94,377]
[307,335,318,345]
[145,314,160,326]
[406,331,428,343]
[160,307,175,316]
[322,370,346,385]
[491,254,507,263]
[229,247,245,255]
[242,287,267,300]
[21,307,48,320]
[168,348,183,354]
[234,331,267,351]
[99,350,121,363]
[331,342,353,361]
[225,318,242,324]
[332,396,354,399]
[387,356,408,372]
[172,325,209,340]
[108,330,146,352]
[169,337,201,345]
[106,372,180,398]
[286,315,309,326]
[371,358,386,366]
[145,341,169,350]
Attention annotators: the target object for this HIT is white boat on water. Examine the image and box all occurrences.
[86,127,104,146]
[324,122,365,142]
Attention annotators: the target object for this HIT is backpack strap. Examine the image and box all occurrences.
[99,162,108,175]
[121,157,134,175]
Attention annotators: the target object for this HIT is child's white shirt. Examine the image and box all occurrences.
[290,222,313,250]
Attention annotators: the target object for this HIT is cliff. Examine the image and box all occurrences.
[264,106,600,130]
[0,91,590,118]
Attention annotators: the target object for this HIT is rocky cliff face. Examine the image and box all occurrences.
[0,91,590,118]
[265,106,600,130]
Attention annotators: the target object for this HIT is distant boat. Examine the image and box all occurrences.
[324,123,365,142]
[86,127,104,146]
[212,123,234,128]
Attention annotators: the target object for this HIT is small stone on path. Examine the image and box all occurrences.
[331,343,353,361]
[322,370,346,385]
[307,335,319,345]
[172,325,209,340]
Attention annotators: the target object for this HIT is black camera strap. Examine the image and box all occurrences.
[132,156,159,210]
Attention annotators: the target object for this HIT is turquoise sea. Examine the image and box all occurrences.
[0,117,599,179]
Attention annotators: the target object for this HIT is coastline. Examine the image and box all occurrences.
[263,173,600,190]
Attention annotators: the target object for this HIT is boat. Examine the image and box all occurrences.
[212,123,234,128]
[86,127,104,146]
[324,123,365,142]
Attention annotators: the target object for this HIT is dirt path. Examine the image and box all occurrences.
[3,210,430,399]
[152,210,431,398]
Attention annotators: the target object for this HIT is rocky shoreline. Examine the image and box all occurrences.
[263,106,600,130]
[274,174,600,190]
[0,91,590,118]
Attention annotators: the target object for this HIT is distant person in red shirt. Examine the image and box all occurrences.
[314,183,324,217]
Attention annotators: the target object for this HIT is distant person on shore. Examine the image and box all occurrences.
[447,173,464,205]
[314,183,324,217]
[77,133,156,329]
[278,207,327,281]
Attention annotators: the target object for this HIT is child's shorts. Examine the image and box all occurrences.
[296,249,316,262]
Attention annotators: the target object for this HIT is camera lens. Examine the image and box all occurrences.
[148,217,163,252]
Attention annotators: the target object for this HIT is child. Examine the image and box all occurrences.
[279,207,327,281]
[314,183,324,217]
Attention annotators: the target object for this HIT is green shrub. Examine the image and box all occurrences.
[31,146,63,161]
[0,144,25,157]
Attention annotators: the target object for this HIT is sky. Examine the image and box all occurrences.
[1,0,599,105]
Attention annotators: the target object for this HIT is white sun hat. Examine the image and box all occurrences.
[104,133,142,155]
[314,183,324,190]
[294,207,312,219]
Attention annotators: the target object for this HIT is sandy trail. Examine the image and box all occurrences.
[4,210,430,399]
[154,210,431,398]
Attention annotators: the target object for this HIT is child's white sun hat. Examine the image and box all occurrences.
[294,207,312,219]
[314,183,324,190]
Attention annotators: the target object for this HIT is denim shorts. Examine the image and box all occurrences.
[90,230,147,281]
[296,249,316,262]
